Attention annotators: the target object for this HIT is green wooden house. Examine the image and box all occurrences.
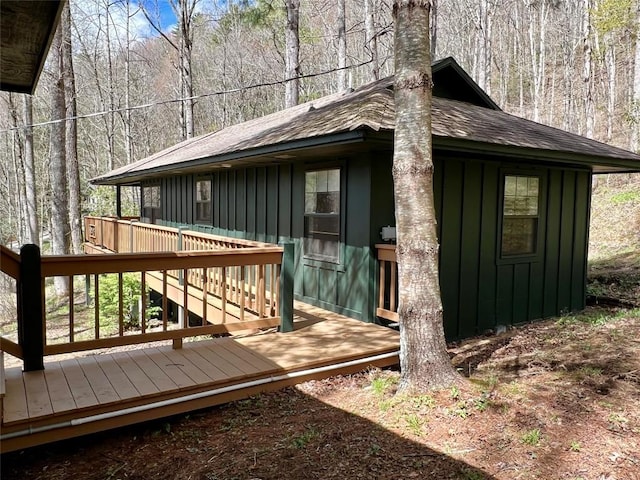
[93,58,640,340]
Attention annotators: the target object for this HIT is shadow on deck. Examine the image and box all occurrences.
[0,307,399,453]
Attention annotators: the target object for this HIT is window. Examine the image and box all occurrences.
[304,168,341,263]
[501,175,540,256]
[142,184,161,223]
[195,178,212,223]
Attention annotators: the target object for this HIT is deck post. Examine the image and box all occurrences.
[279,242,294,332]
[18,244,44,371]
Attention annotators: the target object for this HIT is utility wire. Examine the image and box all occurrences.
[0,60,373,134]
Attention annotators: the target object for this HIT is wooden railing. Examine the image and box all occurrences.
[84,216,270,254]
[1,229,294,371]
[376,244,398,323]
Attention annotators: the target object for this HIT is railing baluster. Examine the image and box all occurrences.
[162,270,168,331]
[202,267,207,326]
[118,272,124,336]
[221,267,227,322]
[141,271,147,334]
[94,273,100,339]
[68,275,74,343]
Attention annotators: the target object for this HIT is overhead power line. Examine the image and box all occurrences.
[0,61,373,134]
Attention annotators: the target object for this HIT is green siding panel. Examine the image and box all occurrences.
[477,162,499,331]
[557,171,576,313]
[440,158,464,338]
[543,169,562,317]
[458,161,483,338]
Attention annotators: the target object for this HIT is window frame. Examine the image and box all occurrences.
[141,182,161,224]
[497,170,545,264]
[302,165,344,266]
[194,176,213,224]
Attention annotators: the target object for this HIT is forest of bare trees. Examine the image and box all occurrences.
[1,0,639,250]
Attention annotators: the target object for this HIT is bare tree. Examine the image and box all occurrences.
[365,0,380,81]
[285,0,300,107]
[23,95,39,245]
[61,1,83,254]
[337,0,348,91]
[393,0,461,392]
[49,28,71,295]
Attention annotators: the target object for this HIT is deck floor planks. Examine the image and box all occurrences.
[196,342,250,379]
[225,341,283,373]
[43,362,77,414]
[144,348,197,389]
[1,309,400,453]
[77,356,120,405]
[207,339,265,376]
[60,358,100,409]
[179,344,229,383]
[222,340,284,374]
[154,346,215,385]
[129,349,184,391]
[2,369,29,423]
[22,370,54,418]
[95,355,140,401]
[110,351,160,397]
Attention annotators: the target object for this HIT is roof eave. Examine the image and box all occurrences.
[433,136,640,173]
[91,130,369,186]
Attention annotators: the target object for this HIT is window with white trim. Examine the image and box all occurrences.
[304,168,341,263]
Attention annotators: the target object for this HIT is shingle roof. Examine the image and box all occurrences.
[93,73,640,185]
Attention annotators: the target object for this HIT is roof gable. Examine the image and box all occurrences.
[432,57,501,111]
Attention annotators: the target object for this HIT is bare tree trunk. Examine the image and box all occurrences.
[430,0,438,59]
[23,95,39,245]
[337,0,347,91]
[123,0,134,164]
[583,0,595,138]
[285,0,300,107]
[8,94,27,244]
[631,2,640,151]
[177,0,196,139]
[50,29,71,295]
[393,0,460,392]
[62,1,83,254]
[365,0,380,81]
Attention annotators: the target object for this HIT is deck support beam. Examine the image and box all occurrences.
[18,244,44,371]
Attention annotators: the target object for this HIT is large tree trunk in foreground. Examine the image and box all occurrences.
[392,0,460,392]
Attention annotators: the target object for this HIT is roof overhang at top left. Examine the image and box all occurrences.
[0,0,65,94]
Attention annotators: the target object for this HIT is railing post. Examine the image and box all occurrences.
[178,226,185,285]
[129,220,135,253]
[18,244,44,371]
[278,242,294,333]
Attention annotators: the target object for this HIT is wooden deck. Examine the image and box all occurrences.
[0,310,399,453]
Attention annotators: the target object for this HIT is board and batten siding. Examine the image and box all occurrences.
[143,149,592,341]
[429,154,592,339]
[150,157,378,322]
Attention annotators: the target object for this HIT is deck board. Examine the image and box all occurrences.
[23,370,54,418]
[96,356,140,401]
[127,350,180,392]
[77,356,120,405]
[43,362,76,413]
[1,312,399,453]
[155,346,213,385]
[110,352,160,397]
[60,359,100,409]
[3,369,28,422]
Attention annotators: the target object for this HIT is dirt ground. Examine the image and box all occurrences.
[2,303,639,480]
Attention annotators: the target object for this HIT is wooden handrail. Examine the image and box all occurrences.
[0,245,20,279]
[41,248,283,276]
